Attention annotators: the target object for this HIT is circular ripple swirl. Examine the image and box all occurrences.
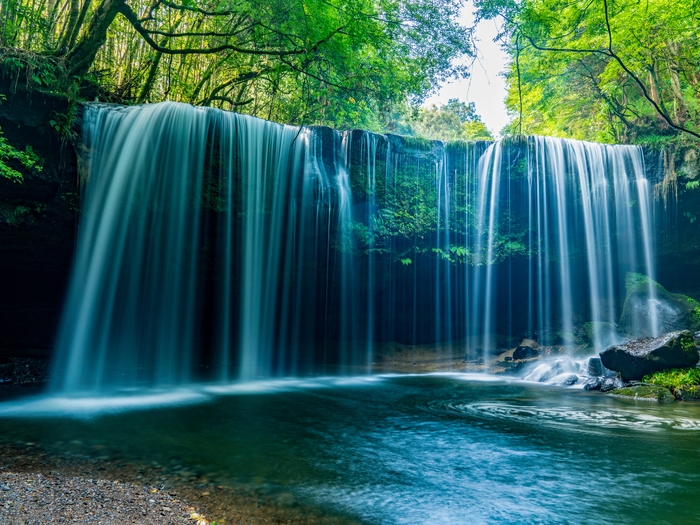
[452,402,700,432]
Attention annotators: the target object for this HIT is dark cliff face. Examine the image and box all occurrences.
[0,74,79,355]
[644,145,700,298]
[1,88,699,359]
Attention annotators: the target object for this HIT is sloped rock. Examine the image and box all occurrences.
[600,330,699,382]
[620,273,700,338]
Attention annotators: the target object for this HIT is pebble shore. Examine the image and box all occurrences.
[0,442,359,525]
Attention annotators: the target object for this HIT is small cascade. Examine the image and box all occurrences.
[52,102,661,395]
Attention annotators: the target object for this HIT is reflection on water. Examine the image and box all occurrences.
[1,374,700,524]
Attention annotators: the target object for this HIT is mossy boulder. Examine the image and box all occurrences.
[600,330,699,381]
[619,273,700,338]
[606,384,676,402]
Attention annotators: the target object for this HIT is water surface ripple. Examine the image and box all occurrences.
[1,374,698,524]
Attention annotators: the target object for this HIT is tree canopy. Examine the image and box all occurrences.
[408,98,494,141]
[0,0,473,131]
[475,0,700,143]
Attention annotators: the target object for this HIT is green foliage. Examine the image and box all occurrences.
[478,0,700,143]
[406,99,494,141]
[643,368,700,397]
[1,0,473,132]
[686,180,700,191]
[681,337,696,353]
[0,128,42,183]
[0,49,65,92]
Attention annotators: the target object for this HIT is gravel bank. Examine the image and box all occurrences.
[1,472,192,524]
[0,443,359,525]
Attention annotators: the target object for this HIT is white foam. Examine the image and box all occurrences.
[0,389,209,418]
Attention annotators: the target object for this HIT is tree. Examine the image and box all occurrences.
[1,0,473,131]
[475,0,700,143]
[410,99,493,141]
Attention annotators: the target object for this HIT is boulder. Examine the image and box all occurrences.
[587,357,616,377]
[619,273,700,338]
[606,384,675,402]
[513,345,541,360]
[599,376,625,392]
[583,377,602,391]
[560,374,579,386]
[599,330,699,382]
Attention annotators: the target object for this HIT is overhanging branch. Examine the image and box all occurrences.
[518,0,700,140]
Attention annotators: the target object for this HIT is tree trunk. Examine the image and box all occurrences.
[65,0,124,77]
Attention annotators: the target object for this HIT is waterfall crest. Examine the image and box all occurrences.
[51,102,658,394]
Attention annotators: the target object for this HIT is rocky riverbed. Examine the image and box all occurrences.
[0,442,359,525]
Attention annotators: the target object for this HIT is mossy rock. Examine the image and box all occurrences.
[600,330,699,381]
[619,273,700,338]
[606,384,676,402]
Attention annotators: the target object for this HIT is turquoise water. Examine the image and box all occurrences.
[1,374,699,524]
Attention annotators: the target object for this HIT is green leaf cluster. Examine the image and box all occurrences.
[643,368,700,396]
[476,0,700,143]
[0,128,42,183]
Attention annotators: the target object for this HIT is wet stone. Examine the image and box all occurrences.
[583,377,602,391]
[513,346,541,360]
[599,377,625,392]
[561,374,579,386]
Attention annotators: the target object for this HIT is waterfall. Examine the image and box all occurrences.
[51,102,659,394]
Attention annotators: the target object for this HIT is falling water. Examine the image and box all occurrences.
[51,103,660,394]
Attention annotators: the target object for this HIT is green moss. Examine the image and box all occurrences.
[625,272,663,293]
[607,384,676,401]
[681,295,700,309]
[681,336,696,352]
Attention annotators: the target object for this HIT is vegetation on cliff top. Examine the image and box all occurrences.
[2,0,698,144]
[0,0,473,133]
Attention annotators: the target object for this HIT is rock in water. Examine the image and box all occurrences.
[587,357,616,377]
[583,377,602,391]
[599,330,699,382]
[561,374,579,386]
[619,273,700,338]
[599,377,625,392]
